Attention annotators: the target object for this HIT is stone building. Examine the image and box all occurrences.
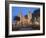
[14,11,32,27]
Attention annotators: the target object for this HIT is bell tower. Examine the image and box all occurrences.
[27,11,32,25]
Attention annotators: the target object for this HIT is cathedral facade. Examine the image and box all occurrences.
[16,11,32,27]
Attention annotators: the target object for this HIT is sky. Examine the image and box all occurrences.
[12,7,39,20]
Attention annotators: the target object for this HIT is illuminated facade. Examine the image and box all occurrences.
[16,11,32,26]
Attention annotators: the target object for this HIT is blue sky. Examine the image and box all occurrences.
[12,7,39,20]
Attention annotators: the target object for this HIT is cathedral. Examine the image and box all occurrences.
[15,11,32,27]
